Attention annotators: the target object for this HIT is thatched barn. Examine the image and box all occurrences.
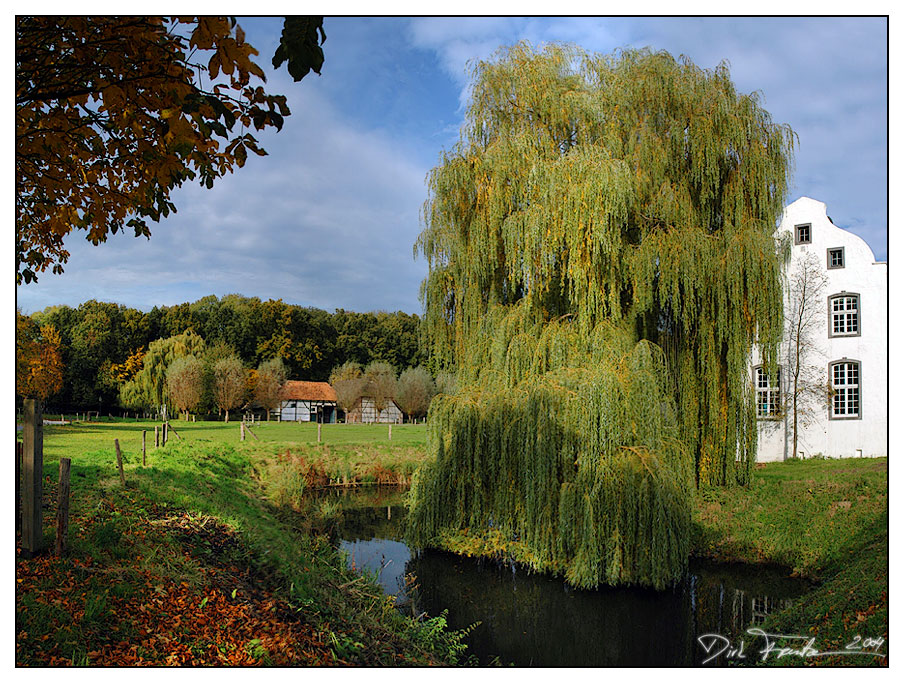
[278,380,338,423]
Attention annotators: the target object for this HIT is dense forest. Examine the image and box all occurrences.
[23,294,425,414]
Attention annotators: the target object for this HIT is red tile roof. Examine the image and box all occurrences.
[281,380,337,403]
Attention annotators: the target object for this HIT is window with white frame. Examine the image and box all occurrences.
[830,360,861,419]
[754,366,782,418]
[794,223,811,245]
[829,293,860,336]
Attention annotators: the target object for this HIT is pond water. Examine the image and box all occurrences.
[314,487,812,667]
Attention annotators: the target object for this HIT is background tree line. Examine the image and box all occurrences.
[20,294,426,414]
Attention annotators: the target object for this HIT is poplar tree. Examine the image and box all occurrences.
[410,44,794,588]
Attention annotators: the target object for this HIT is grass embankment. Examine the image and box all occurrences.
[16,421,466,666]
[693,457,888,666]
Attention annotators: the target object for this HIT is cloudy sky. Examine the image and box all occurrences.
[15,16,889,316]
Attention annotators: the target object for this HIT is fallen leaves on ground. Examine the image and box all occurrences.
[16,508,343,666]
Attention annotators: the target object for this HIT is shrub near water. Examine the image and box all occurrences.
[408,307,694,589]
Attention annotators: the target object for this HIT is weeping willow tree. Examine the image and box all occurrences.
[408,305,694,588]
[120,330,207,415]
[409,44,794,588]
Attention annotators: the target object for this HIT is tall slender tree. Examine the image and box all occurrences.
[410,44,794,588]
[783,250,828,459]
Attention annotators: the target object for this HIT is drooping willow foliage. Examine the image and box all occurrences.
[407,304,693,588]
[409,44,794,588]
[415,44,793,488]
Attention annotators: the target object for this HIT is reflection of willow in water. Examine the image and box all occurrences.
[403,551,808,666]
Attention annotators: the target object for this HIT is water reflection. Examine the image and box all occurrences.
[313,488,809,666]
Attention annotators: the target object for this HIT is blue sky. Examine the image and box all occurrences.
[15,16,889,316]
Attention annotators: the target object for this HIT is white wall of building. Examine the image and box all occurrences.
[753,197,887,461]
[349,397,403,424]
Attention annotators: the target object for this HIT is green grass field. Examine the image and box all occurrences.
[36,419,427,464]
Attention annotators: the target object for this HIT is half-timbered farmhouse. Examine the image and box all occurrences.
[345,396,403,424]
[277,381,338,423]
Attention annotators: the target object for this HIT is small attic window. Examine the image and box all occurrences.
[794,223,811,245]
[828,247,845,269]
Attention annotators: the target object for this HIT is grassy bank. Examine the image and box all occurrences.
[15,428,464,666]
[692,457,888,666]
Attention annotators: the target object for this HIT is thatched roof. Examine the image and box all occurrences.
[280,380,337,403]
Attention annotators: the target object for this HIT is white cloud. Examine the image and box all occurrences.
[17,72,431,315]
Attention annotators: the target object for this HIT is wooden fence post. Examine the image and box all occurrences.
[55,458,71,556]
[240,423,245,441]
[155,425,159,448]
[388,424,392,441]
[15,441,22,538]
[317,422,322,443]
[114,439,126,487]
[22,399,43,556]
[163,422,168,446]
[142,430,147,466]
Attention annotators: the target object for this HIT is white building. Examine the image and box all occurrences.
[346,396,403,424]
[752,197,887,461]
